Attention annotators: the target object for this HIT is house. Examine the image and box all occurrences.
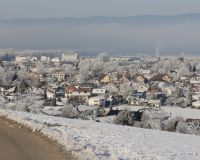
[52,70,65,80]
[132,74,146,83]
[116,74,130,84]
[99,74,112,84]
[46,87,56,99]
[88,96,106,108]
[131,91,146,99]
[148,99,161,110]
[29,72,40,81]
[127,96,146,106]
[137,85,148,93]
[65,85,91,102]
[51,57,60,65]
[92,88,107,95]
[190,85,200,93]
[65,85,78,96]
[56,87,65,97]
[15,56,30,63]
[79,83,96,93]
[192,94,200,101]
[138,69,151,75]
[192,101,200,109]
[189,76,200,84]
[102,84,119,93]
[0,86,17,96]
[61,52,78,62]
[41,56,50,63]
[150,74,172,83]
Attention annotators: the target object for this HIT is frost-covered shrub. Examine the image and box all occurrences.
[114,109,162,130]
[61,104,79,118]
[113,110,135,126]
[162,117,183,132]
[134,111,161,130]
[176,120,200,136]
[95,108,107,117]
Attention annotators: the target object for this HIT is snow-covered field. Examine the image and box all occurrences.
[1,109,200,160]
[113,105,200,120]
[163,106,200,120]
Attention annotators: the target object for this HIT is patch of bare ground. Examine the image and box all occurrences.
[0,116,74,160]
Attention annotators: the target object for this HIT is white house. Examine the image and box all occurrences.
[88,96,106,108]
[192,101,200,108]
[92,89,107,95]
[52,70,65,81]
[15,56,30,63]
[190,77,200,84]
[138,69,151,75]
[30,57,37,61]
[41,56,50,63]
[137,85,148,93]
[148,99,161,110]
[61,53,78,62]
[51,57,60,65]
[192,94,200,101]
[46,88,55,99]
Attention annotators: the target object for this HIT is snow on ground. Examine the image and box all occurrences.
[163,106,200,120]
[111,105,145,112]
[1,109,200,160]
[112,105,200,120]
[41,106,63,116]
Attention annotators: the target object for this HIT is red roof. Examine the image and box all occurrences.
[65,85,78,93]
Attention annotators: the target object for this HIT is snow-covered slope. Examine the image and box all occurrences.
[1,109,200,160]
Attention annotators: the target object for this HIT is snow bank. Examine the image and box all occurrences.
[1,109,200,160]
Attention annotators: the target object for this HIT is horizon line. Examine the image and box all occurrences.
[1,12,200,21]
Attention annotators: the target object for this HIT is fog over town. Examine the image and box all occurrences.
[1,14,200,55]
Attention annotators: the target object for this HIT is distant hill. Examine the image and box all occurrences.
[1,13,200,26]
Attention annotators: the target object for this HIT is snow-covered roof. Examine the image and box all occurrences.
[148,99,161,104]
[92,88,107,94]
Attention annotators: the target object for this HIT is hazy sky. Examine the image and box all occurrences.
[0,0,200,19]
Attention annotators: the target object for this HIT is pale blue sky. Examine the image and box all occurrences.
[0,0,200,19]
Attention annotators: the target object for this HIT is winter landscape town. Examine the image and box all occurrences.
[1,1,200,160]
[0,49,200,159]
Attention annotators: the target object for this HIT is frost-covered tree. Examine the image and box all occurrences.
[0,67,7,85]
[35,61,45,75]
[162,117,183,132]
[78,60,93,82]
[17,67,29,80]
[119,82,132,97]
[97,52,110,62]
[113,110,135,126]
[177,63,190,76]
[103,61,118,73]
[61,104,79,118]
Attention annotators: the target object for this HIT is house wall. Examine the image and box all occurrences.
[162,75,171,82]
[136,76,144,82]
[88,97,105,107]
[62,53,78,62]
[52,73,65,80]
[100,76,111,83]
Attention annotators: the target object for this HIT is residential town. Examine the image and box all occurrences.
[0,50,200,134]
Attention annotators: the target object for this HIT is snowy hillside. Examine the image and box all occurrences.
[1,109,200,160]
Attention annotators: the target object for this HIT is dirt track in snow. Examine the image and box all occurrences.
[0,116,71,160]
